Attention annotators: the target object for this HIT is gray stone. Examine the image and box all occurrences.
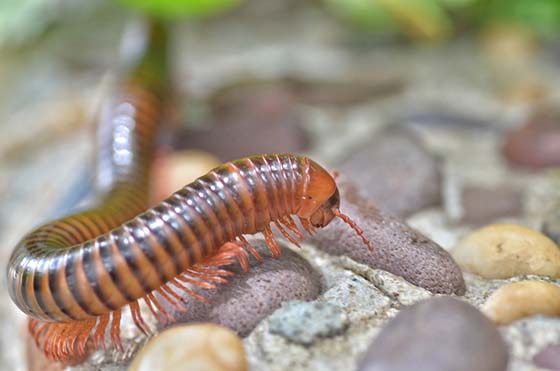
[313,178,465,295]
[338,127,441,217]
[357,297,509,371]
[268,301,349,345]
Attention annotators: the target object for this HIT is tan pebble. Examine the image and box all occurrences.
[452,224,560,279]
[483,281,560,325]
[153,150,221,202]
[129,324,247,371]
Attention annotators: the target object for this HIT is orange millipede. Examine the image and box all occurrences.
[6,21,373,362]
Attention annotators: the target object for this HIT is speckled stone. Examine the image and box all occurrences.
[337,127,441,217]
[129,324,247,371]
[533,344,560,370]
[452,224,560,279]
[313,178,465,295]
[357,297,509,371]
[483,281,560,325]
[502,110,560,169]
[158,241,321,337]
[268,301,349,345]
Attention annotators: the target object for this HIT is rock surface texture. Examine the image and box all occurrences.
[313,178,465,295]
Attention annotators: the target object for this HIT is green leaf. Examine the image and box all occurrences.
[117,0,241,19]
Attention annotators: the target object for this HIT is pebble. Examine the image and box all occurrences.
[483,281,560,325]
[338,127,441,217]
[268,301,349,345]
[460,185,524,225]
[534,344,560,370]
[129,324,247,371]
[452,224,560,279]
[153,149,221,202]
[357,297,509,371]
[544,209,560,245]
[158,241,321,337]
[313,177,465,295]
[502,110,560,169]
[176,84,309,162]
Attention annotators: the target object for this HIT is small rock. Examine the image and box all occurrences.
[357,297,509,371]
[129,324,247,371]
[534,344,560,370]
[460,185,524,225]
[338,127,441,217]
[177,84,309,162]
[452,224,560,279]
[153,149,221,202]
[544,209,560,245]
[268,301,349,345]
[313,177,465,295]
[159,241,321,337]
[483,281,560,325]
[502,110,560,169]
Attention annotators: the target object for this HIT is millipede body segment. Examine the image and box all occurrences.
[6,21,373,363]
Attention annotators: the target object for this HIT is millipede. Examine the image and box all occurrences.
[6,21,373,362]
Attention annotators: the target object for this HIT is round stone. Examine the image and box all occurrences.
[129,324,247,371]
[483,281,560,325]
[452,224,560,279]
[338,127,441,217]
[502,110,560,170]
[357,297,509,371]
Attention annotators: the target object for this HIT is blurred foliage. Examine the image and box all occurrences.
[117,0,241,19]
[0,0,559,49]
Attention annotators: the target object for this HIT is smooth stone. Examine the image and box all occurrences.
[337,127,441,217]
[502,110,560,169]
[268,301,349,345]
[460,185,524,225]
[534,344,560,370]
[544,209,560,245]
[452,224,560,279]
[129,324,247,371]
[176,84,309,162]
[153,149,221,202]
[483,281,560,325]
[313,177,465,295]
[357,297,509,371]
[158,241,321,337]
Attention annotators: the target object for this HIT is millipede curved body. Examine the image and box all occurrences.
[9,153,339,322]
[6,21,372,362]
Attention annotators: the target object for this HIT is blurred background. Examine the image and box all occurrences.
[1,0,560,369]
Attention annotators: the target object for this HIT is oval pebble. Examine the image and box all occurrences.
[483,281,560,325]
[502,110,560,169]
[158,241,321,337]
[452,224,560,279]
[313,177,465,295]
[129,324,247,371]
[357,297,509,371]
[338,127,441,217]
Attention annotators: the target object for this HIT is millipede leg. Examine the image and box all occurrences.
[263,226,282,257]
